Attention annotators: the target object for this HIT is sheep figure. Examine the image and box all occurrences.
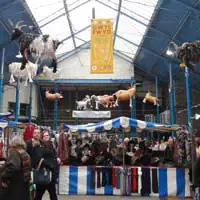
[169,41,200,70]
[8,61,38,86]
[9,20,61,73]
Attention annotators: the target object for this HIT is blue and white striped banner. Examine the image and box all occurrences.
[58,166,191,197]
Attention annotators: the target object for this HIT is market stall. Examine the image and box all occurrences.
[58,117,191,197]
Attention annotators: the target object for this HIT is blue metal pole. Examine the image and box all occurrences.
[53,84,58,133]
[28,83,33,122]
[131,96,136,137]
[185,66,192,133]
[15,77,20,122]
[0,48,5,112]
[155,76,160,123]
[185,66,195,187]
[169,62,175,136]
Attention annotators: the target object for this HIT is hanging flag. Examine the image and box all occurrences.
[90,18,113,74]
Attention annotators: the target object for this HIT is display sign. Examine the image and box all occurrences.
[90,18,113,74]
[72,111,111,118]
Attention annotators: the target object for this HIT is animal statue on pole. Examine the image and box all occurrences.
[8,61,38,86]
[76,95,91,110]
[45,90,63,101]
[9,20,62,73]
[143,91,159,105]
[169,41,200,71]
[90,95,115,110]
[113,85,136,107]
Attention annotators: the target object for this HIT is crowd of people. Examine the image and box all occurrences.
[0,126,192,200]
[56,128,191,168]
[0,128,60,200]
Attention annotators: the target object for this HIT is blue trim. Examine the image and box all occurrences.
[155,76,160,123]
[34,79,135,84]
[86,167,95,195]
[158,168,167,197]
[69,166,78,195]
[176,168,185,198]
[53,84,58,132]
[169,62,175,137]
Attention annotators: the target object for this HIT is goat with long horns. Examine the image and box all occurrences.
[9,20,62,73]
[168,41,200,71]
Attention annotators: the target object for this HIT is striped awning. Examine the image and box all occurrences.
[0,112,12,119]
[63,116,180,133]
[0,119,8,129]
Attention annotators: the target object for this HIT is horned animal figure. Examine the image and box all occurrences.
[76,95,91,110]
[143,91,159,105]
[169,41,200,70]
[45,90,63,101]
[90,95,115,110]
[113,85,136,107]
[9,20,61,73]
[8,61,38,86]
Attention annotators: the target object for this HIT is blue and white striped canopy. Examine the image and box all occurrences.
[0,112,12,119]
[63,116,179,133]
[0,119,22,129]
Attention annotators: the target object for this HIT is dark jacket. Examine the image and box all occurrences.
[0,149,31,200]
[26,139,41,168]
[35,142,59,182]
[194,156,200,187]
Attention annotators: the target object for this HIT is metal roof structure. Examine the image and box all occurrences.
[1,0,200,86]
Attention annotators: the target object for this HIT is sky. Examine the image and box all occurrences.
[25,0,159,60]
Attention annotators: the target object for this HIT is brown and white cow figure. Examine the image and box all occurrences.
[143,91,159,105]
[91,95,115,110]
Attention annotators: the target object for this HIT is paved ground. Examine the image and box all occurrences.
[44,195,160,200]
[43,194,192,200]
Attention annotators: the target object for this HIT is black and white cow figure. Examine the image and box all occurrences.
[9,20,62,73]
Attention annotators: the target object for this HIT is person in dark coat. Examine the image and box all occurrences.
[34,130,60,200]
[26,127,41,168]
[0,136,31,200]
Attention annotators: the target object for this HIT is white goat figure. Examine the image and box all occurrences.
[42,65,60,80]
[76,95,91,110]
[8,61,38,86]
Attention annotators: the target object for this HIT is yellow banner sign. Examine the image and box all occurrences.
[90,19,113,74]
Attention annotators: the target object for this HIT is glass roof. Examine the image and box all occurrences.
[25,0,159,61]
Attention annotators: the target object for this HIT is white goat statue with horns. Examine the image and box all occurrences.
[9,20,62,73]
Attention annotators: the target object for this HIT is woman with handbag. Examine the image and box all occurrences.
[34,130,60,200]
[0,135,31,200]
